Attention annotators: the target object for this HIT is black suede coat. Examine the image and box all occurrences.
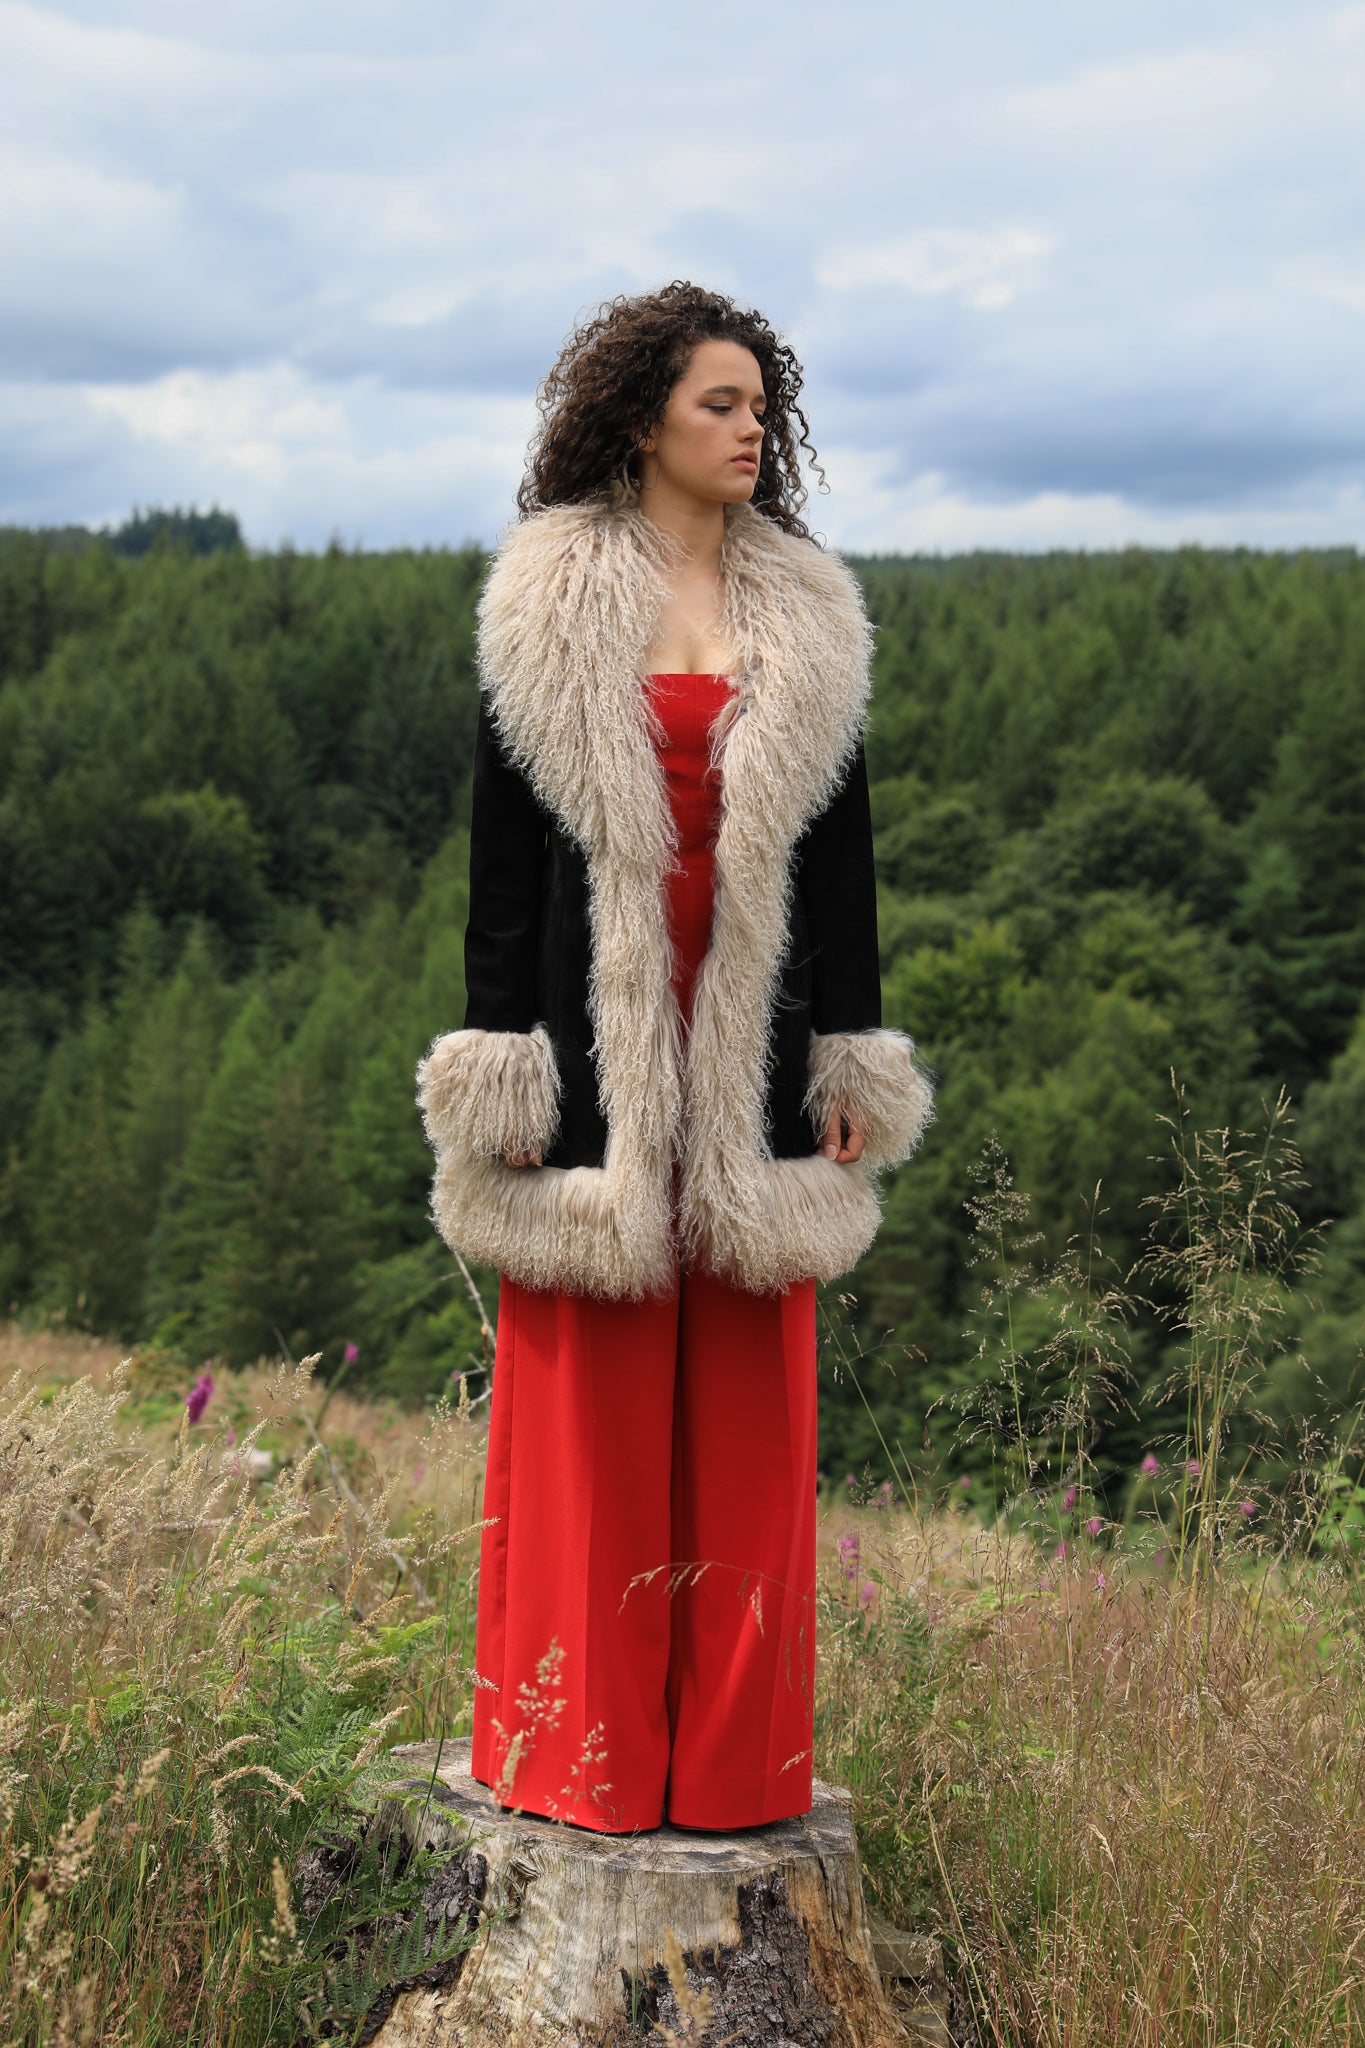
[462,695,883,1168]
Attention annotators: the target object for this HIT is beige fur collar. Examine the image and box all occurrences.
[475,496,872,857]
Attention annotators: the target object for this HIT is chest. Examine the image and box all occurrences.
[642,566,734,675]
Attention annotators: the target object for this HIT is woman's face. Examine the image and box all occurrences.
[638,338,766,507]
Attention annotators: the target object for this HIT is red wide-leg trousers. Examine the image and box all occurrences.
[470,1264,818,1833]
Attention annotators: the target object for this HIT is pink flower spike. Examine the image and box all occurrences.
[1095,1570,1108,1594]
[1085,1515,1104,1539]
[1187,1459,1201,1478]
[225,1425,236,1447]
[959,1474,972,1489]
[1061,1485,1077,1512]
[835,1532,860,1580]
[859,1581,875,1607]
[1055,1540,1067,1560]
[1139,1453,1160,1478]
[343,1341,360,1368]
[185,1371,214,1426]
[1239,1499,1257,1519]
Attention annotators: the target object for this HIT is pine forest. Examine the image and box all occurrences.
[3,518,1364,1504]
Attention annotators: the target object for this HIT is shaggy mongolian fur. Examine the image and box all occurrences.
[418,495,933,1298]
[804,1027,936,1167]
[416,1026,561,1160]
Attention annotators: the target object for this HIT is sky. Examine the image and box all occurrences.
[2,0,1363,554]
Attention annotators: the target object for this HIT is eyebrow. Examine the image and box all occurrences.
[699,383,767,403]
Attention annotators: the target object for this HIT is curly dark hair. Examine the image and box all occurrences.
[517,281,824,539]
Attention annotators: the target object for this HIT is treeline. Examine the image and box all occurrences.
[0,504,243,562]
[1,526,1363,1495]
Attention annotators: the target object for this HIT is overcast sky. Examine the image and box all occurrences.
[3,0,1363,552]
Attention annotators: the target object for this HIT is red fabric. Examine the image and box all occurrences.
[469,675,818,1833]
[644,670,732,1018]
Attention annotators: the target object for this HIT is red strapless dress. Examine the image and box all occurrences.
[645,672,734,1023]
[471,670,818,1838]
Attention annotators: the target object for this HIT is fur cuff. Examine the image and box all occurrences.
[804,1028,935,1168]
[416,1026,561,1160]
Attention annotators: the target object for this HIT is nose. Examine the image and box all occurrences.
[741,414,764,443]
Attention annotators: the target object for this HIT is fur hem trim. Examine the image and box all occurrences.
[682,1154,886,1294]
[804,1028,936,1167]
[427,1147,881,1300]
[428,1154,677,1300]
[416,1027,561,1160]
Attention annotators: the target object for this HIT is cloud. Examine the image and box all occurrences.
[817,444,1365,555]
[816,230,1052,311]
[74,365,535,546]
[0,365,532,548]
[1278,247,1365,321]
[1,0,1363,548]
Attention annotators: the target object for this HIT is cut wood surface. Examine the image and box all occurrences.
[366,1735,938,2047]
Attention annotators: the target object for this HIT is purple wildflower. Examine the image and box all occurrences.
[959,1474,972,1490]
[1055,1539,1067,1560]
[1095,1569,1108,1594]
[1239,1499,1257,1520]
[343,1341,359,1368]
[835,1532,860,1581]
[859,1581,875,1608]
[185,1371,214,1426]
[1085,1515,1104,1540]
[1139,1453,1160,1478]
[874,1480,894,1511]
[1061,1484,1077,1512]
[1187,1458,1201,1478]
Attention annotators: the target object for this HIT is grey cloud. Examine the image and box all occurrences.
[3,0,1365,546]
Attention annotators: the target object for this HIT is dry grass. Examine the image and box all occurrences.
[0,1331,488,2046]
[5,1328,1365,2045]
[0,1325,483,1530]
[816,1500,1365,2046]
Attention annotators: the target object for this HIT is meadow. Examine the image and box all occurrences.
[4,1092,1363,2046]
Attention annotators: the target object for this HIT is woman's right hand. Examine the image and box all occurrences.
[506,1146,542,1168]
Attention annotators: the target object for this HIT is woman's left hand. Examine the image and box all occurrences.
[818,1106,866,1164]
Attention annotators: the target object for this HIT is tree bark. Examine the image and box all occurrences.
[366,1735,919,2047]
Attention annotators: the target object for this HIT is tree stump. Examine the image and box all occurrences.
[366,1735,918,2047]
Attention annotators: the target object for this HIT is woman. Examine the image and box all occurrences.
[417,282,932,1835]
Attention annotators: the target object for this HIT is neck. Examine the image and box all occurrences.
[634,474,727,571]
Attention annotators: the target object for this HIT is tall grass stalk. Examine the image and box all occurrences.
[0,1351,486,2045]
[817,1090,1365,2046]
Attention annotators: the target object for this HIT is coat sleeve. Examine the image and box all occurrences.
[796,737,934,1168]
[414,697,562,1161]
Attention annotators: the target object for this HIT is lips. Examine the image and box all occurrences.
[733,456,758,472]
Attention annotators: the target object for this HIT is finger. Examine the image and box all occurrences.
[819,1110,867,1165]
